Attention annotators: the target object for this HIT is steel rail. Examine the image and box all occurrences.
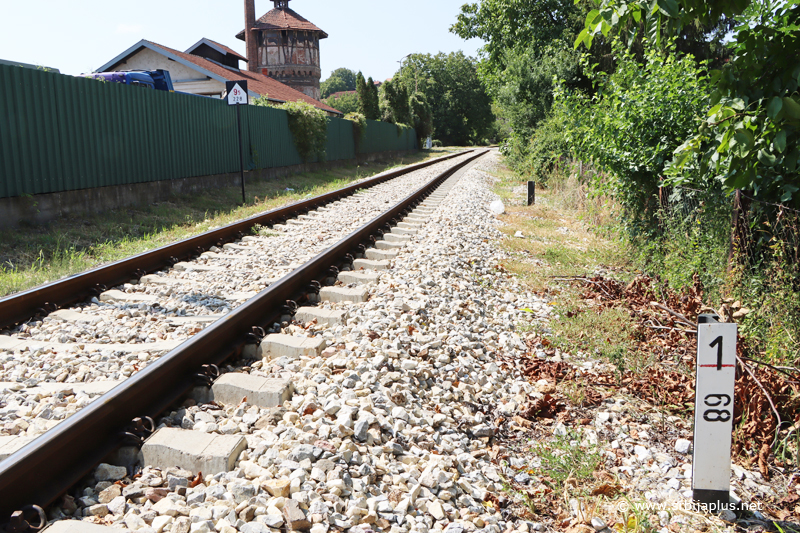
[0,150,473,331]
[0,149,489,522]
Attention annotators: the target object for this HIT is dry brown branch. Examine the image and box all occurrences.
[550,277,617,299]
[737,355,783,446]
[741,356,800,382]
[649,301,695,327]
[645,324,696,334]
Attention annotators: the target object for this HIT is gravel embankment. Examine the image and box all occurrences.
[45,151,769,532]
[53,152,552,530]
[0,152,476,440]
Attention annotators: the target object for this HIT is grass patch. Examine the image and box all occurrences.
[491,159,637,364]
[492,165,628,294]
[531,430,601,491]
[549,296,639,363]
[504,430,602,516]
[0,149,455,297]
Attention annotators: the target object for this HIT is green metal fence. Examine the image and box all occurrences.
[0,64,417,199]
[360,120,417,154]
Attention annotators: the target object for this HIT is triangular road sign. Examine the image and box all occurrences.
[226,80,248,105]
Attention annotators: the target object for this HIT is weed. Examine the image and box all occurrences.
[548,295,637,366]
[775,426,800,468]
[614,497,658,533]
[607,346,627,386]
[561,380,587,407]
[250,224,281,237]
[530,430,601,492]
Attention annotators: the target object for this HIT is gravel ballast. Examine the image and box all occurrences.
[20,152,773,532]
[0,152,476,441]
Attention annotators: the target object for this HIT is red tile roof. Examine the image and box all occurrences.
[329,90,356,98]
[146,41,340,115]
[236,8,327,40]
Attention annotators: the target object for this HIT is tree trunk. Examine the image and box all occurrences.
[728,189,751,272]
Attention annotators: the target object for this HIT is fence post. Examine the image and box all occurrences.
[527,181,535,206]
[728,190,751,272]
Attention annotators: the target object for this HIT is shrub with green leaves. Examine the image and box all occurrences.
[560,41,709,232]
[344,112,366,153]
[324,92,359,115]
[577,0,800,207]
[260,100,328,163]
[669,3,800,206]
[507,108,571,185]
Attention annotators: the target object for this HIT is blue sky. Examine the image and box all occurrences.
[0,0,485,82]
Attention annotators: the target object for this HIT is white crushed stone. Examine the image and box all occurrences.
[0,152,477,440]
[31,152,760,532]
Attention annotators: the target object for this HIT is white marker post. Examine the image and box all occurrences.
[692,313,737,512]
[225,80,249,204]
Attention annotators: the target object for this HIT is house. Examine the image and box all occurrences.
[95,38,341,116]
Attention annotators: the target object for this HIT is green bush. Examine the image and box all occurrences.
[560,41,709,234]
[507,110,571,185]
[255,99,328,162]
[633,189,731,298]
[344,112,366,153]
[323,92,359,115]
[409,92,433,148]
[395,123,412,139]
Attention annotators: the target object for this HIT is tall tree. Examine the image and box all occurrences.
[409,91,434,146]
[323,92,360,115]
[320,68,357,99]
[365,77,381,120]
[380,80,411,125]
[355,72,369,117]
[452,1,583,74]
[396,52,493,146]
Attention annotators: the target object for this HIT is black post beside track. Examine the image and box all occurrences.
[0,150,473,331]
[0,149,489,522]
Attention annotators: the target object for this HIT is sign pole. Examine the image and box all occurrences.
[692,313,737,513]
[236,104,246,205]
[225,80,249,206]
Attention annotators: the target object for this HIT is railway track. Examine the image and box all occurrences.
[0,150,472,332]
[0,149,490,526]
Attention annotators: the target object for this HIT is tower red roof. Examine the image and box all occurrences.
[236,7,328,41]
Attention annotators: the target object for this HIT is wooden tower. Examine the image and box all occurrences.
[239,0,327,100]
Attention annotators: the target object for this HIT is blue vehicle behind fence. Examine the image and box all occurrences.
[84,70,175,92]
